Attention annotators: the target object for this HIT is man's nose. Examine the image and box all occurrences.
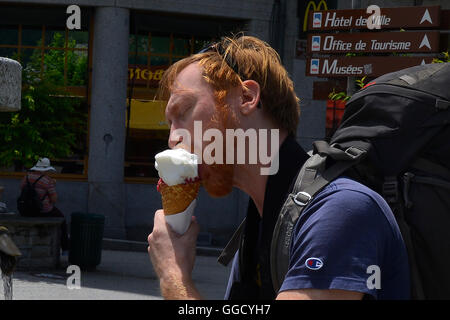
[168,126,183,149]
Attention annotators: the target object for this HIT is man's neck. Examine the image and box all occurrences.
[233,130,288,216]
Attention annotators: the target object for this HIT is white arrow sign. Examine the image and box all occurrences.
[420,9,433,24]
[419,34,431,50]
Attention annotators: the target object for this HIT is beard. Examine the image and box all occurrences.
[200,162,234,198]
[200,101,239,198]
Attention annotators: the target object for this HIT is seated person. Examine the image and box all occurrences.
[20,158,69,254]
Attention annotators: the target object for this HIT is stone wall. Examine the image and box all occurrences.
[0,215,63,269]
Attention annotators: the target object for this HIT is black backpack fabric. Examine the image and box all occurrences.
[17,174,46,217]
[219,62,450,300]
[270,62,450,300]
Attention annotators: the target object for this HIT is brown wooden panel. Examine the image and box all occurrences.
[306,56,436,77]
[313,79,347,100]
[441,10,450,30]
[308,6,441,31]
[307,31,440,54]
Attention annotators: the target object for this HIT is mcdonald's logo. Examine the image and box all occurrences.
[303,0,328,32]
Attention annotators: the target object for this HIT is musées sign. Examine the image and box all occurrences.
[306,56,435,77]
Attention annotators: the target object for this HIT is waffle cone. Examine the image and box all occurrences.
[159,181,201,215]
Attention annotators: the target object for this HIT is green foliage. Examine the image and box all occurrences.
[328,77,367,101]
[328,89,351,101]
[355,76,367,89]
[0,32,87,170]
[433,51,449,64]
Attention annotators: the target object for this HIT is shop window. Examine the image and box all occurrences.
[172,36,191,56]
[129,34,149,53]
[68,30,89,49]
[192,38,212,53]
[20,48,39,69]
[0,48,17,59]
[0,24,90,177]
[45,30,64,47]
[0,27,18,45]
[151,36,170,54]
[125,100,169,178]
[151,56,170,66]
[21,26,43,46]
[129,53,148,66]
[125,32,211,179]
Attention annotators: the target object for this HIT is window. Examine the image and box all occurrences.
[125,32,211,179]
[0,24,90,177]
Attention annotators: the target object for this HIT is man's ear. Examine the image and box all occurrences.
[240,80,260,116]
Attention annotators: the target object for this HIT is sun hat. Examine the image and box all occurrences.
[30,157,56,172]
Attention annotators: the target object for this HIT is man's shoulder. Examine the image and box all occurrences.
[300,176,399,236]
[284,175,410,299]
[312,176,391,215]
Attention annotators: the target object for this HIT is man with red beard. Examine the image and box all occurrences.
[147,36,410,300]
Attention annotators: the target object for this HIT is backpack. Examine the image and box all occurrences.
[17,174,46,217]
[270,62,450,300]
[218,62,450,300]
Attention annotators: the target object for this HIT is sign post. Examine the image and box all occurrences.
[308,6,441,31]
[303,5,445,77]
[307,31,440,54]
[302,4,446,138]
[306,56,435,77]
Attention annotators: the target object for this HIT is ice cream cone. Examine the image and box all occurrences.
[158,179,201,215]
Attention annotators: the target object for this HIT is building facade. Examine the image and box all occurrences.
[0,0,448,246]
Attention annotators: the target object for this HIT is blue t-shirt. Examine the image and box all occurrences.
[225,176,410,300]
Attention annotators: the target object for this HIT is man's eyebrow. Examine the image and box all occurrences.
[165,91,197,118]
[171,88,198,100]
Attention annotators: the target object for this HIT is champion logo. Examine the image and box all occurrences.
[305,257,323,270]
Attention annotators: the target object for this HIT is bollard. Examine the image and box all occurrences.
[0,57,22,112]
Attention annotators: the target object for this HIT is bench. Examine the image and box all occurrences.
[0,214,63,269]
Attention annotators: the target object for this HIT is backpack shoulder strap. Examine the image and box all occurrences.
[270,143,367,293]
[217,217,246,266]
[32,174,45,186]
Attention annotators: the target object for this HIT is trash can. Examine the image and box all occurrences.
[69,212,105,270]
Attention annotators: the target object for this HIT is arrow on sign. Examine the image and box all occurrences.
[419,34,431,50]
[420,9,433,24]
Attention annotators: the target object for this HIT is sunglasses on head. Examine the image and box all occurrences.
[198,40,262,109]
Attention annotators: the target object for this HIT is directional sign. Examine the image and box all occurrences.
[307,31,440,54]
[308,6,441,31]
[441,10,450,30]
[306,56,436,77]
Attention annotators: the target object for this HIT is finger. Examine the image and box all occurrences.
[153,210,168,230]
[154,209,165,222]
[183,216,200,240]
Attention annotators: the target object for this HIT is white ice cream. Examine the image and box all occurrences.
[154,148,198,186]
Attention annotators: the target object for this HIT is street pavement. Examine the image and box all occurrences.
[4,249,231,300]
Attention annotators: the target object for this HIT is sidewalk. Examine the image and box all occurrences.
[5,248,231,300]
